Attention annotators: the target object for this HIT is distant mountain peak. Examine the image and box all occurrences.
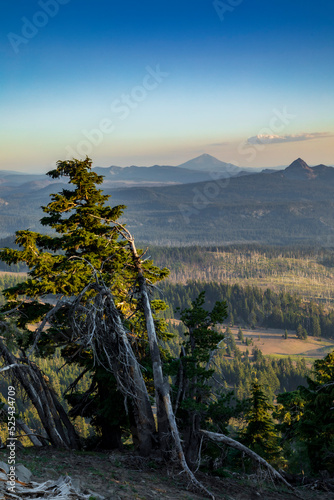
[180,153,225,165]
[197,153,217,159]
[177,154,240,173]
[282,158,316,180]
[287,158,310,170]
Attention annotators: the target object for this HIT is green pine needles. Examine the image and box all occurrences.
[0,157,168,325]
[241,379,282,466]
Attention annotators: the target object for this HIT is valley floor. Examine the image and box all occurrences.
[227,326,334,362]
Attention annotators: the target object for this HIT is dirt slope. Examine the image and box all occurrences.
[1,448,333,500]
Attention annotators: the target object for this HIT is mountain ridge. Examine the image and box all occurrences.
[2,156,332,190]
[273,158,334,181]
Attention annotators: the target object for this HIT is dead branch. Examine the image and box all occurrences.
[26,297,73,357]
[201,429,299,496]
[63,367,90,394]
[0,363,20,373]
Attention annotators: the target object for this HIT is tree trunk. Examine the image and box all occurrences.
[137,272,170,451]
[75,285,157,456]
[184,413,202,469]
[49,385,81,450]
[184,327,202,469]
[104,287,157,456]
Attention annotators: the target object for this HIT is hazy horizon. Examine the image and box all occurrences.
[1,153,332,176]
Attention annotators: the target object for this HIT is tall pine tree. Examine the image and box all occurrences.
[0,157,169,451]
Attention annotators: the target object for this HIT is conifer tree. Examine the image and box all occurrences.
[312,316,321,338]
[296,324,307,340]
[241,379,281,465]
[167,292,227,467]
[0,157,169,452]
[275,352,334,474]
[297,351,334,472]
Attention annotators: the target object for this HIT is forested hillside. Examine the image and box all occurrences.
[149,244,334,304]
[0,273,25,304]
[159,281,334,338]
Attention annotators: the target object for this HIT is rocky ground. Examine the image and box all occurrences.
[0,448,333,500]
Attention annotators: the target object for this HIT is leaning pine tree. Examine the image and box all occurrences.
[0,157,169,455]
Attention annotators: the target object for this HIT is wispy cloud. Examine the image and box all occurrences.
[247,132,331,145]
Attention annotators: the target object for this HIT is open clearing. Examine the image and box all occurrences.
[228,326,334,361]
[0,270,26,277]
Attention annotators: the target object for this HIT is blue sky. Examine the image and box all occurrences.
[1,0,333,172]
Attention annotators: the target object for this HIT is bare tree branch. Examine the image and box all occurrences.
[0,363,20,373]
[201,430,299,496]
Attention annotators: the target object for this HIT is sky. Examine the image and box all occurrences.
[1,0,334,172]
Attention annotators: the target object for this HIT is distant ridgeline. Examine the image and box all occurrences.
[1,157,334,245]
